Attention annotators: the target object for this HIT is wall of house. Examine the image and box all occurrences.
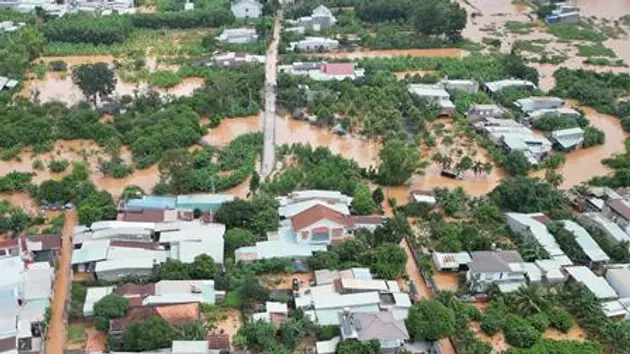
[296,219,345,245]
[96,268,153,282]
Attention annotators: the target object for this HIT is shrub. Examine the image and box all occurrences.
[49,60,68,72]
[526,313,550,332]
[504,316,542,348]
[547,307,574,333]
[48,159,70,173]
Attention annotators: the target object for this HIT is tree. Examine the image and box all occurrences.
[94,294,128,331]
[174,320,207,340]
[370,215,413,246]
[72,63,116,104]
[547,307,574,333]
[188,254,217,280]
[368,243,407,279]
[372,187,384,205]
[121,316,175,351]
[78,204,101,227]
[351,183,377,215]
[505,284,549,316]
[377,138,426,186]
[544,168,564,187]
[225,228,257,256]
[249,171,260,192]
[336,339,381,354]
[504,316,542,348]
[236,320,277,353]
[456,155,474,173]
[490,176,570,218]
[503,150,531,176]
[406,299,456,341]
[412,0,467,39]
[156,259,191,280]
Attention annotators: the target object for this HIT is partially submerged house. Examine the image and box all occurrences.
[482,79,537,95]
[409,190,437,205]
[290,37,339,52]
[514,96,564,113]
[218,27,258,44]
[550,127,584,151]
[546,2,580,24]
[482,125,552,165]
[408,83,455,117]
[466,104,508,122]
[230,0,262,19]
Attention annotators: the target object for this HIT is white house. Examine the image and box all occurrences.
[294,5,337,31]
[505,212,573,265]
[218,27,258,44]
[466,250,528,293]
[230,0,262,19]
[408,83,455,116]
[482,79,537,95]
[290,37,339,52]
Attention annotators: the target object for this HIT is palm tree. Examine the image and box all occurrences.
[472,160,484,176]
[482,162,493,175]
[506,284,550,316]
[545,169,564,187]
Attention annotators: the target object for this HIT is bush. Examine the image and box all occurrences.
[406,299,456,341]
[480,300,508,335]
[504,316,542,348]
[130,9,234,29]
[315,325,341,341]
[42,14,132,45]
[547,307,574,333]
[48,159,70,173]
[49,60,68,72]
[526,313,550,332]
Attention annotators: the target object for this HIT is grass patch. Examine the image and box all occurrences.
[67,322,89,343]
[223,291,243,308]
[505,21,534,34]
[513,40,546,53]
[70,282,88,318]
[583,57,627,67]
[149,70,183,88]
[547,22,607,42]
[531,54,568,64]
[577,43,616,57]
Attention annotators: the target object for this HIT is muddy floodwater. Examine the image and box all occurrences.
[313,48,465,59]
[20,56,203,105]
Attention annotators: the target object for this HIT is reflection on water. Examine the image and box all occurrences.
[313,48,464,59]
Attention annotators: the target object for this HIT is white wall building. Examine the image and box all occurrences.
[230,0,262,19]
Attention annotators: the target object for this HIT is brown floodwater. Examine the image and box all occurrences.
[202,115,382,168]
[573,0,630,18]
[533,103,628,188]
[313,48,465,59]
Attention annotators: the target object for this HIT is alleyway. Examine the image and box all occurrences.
[46,211,76,354]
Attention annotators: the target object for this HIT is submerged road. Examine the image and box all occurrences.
[261,10,282,177]
[46,211,76,354]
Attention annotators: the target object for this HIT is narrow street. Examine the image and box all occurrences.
[261,10,282,177]
[46,211,76,354]
[400,239,457,354]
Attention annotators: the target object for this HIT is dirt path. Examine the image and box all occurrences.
[46,210,76,354]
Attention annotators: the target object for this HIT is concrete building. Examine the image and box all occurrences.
[339,311,409,353]
[408,83,455,116]
[432,252,472,272]
[291,5,337,31]
[207,52,265,68]
[218,27,258,44]
[230,0,262,19]
[290,37,339,52]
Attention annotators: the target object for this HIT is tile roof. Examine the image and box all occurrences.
[320,63,355,75]
[24,234,61,250]
[0,336,16,352]
[291,204,353,230]
[120,209,166,222]
[350,216,384,225]
[0,238,18,249]
[115,283,156,297]
[208,333,230,350]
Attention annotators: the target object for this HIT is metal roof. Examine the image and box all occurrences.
[176,194,234,205]
[483,79,537,93]
[71,240,110,264]
[95,258,155,273]
[126,196,176,210]
[606,268,630,298]
[313,291,380,309]
[83,286,114,316]
[578,213,630,243]
[562,220,610,263]
[506,213,567,258]
[565,266,618,300]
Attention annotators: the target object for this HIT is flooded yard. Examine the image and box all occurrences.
[433,271,460,292]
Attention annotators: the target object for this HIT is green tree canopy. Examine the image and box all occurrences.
[72,63,117,104]
[351,183,377,215]
[376,138,426,186]
[121,316,175,352]
[406,299,456,341]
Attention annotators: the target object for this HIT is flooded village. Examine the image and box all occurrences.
[2,0,630,354]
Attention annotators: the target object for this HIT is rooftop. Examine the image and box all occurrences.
[506,213,567,259]
[468,250,524,273]
[291,204,353,230]
[607,199,630,221]
[340,311,409,341]
[483,79,537,93]
[565,266,618,300]
[562,220,610,263]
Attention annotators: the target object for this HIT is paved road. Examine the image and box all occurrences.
[46,211,76,354]
[261,10,282,177]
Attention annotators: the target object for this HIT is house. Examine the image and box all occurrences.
[251,301,289,326]
[604,198,630,234]
[561,220,610,266]
[125,196,177,210]
[278,190,353,206]
[278,62,365,81]
[115,283,156,308]
[439,78,478,94]
[514,96,564,113]
[350,216,385,232]
[175,194,234,212]
[157,221,226,265]
[293,5,336,31]
[432,252,472,271]
[230,0,262,19]
[546,2,580,24]
[184,0,194,10]
[408,84,455,116]
[606,267,630,298]
[95,257,156,281]
[290,204,355,245]
[21,234,61,264]
[0,76,19,91]
[83,286,114,317]
[290,37,339,52]
[337,278,401,294]
[482,79,537,95]
[505,213,573,265]
[483,125,552,165]
[142,280,222,306]
[314,267,373,285]
[339,311,409,353]
[577,213,630,245]
[218,27,258,44]
[208,52,266,68]
[110,303,201,335]
[72,239,111,272]
[409,190,436,205]
[550,127,584,150]
[466,104,508,122]
[527,107,582,122]
[564,265,618,300]
[466,250,528,293]
[278,199,350,219]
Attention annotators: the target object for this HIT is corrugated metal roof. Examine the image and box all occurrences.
[126,196,176,210]
[565,266,618,299]
[83,286,114,316]
[95,258,155,273]
[313,291,380,309]
[176,194,234,205]
[562,220,610,262]
[71,240,110,264]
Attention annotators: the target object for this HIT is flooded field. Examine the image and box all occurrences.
[20,56,203,105]
[313,48,465,59]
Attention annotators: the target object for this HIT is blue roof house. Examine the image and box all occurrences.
[176,194,235,212]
